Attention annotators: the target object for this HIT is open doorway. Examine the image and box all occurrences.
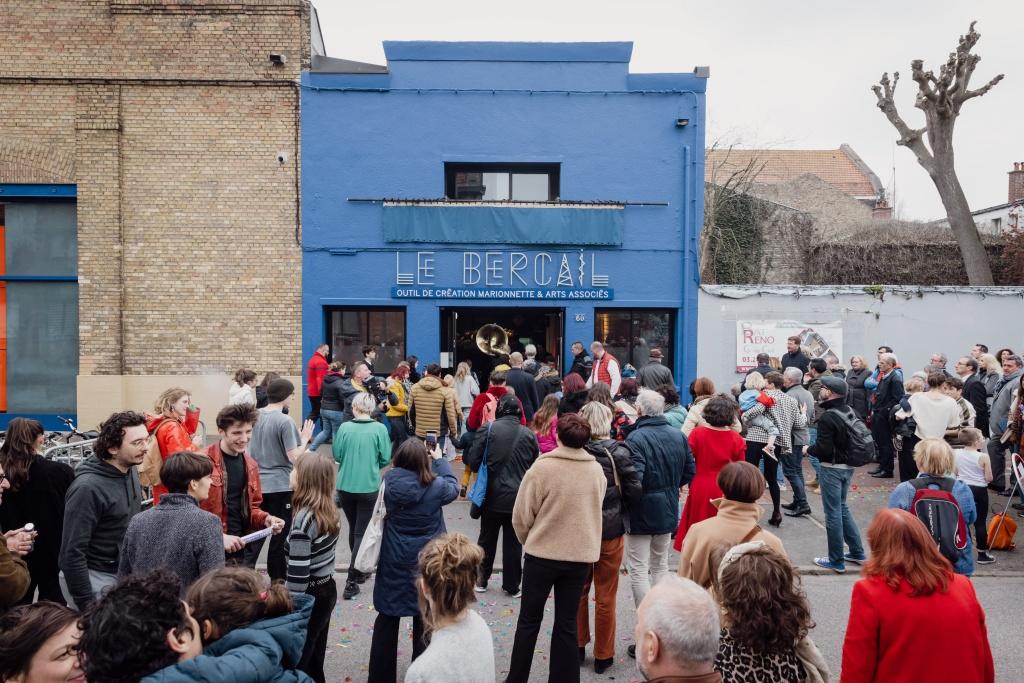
[440,307,564,387]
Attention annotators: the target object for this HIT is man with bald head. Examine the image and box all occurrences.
[634,574,722,682]
[505,351,540,420]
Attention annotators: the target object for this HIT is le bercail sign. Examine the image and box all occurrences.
[391,250,614,300]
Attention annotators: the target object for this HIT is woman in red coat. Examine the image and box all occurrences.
[673,395,745,551]
[146,387,202,504]
[841,508,994,683]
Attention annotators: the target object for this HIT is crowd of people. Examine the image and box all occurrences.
[0,337,1008,682]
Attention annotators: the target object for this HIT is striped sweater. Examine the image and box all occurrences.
[285,508,339,593]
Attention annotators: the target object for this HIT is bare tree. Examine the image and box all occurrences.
[702,143,768,283]
[872,21,1004,285]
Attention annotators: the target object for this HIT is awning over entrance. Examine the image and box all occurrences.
[381,203,624,246]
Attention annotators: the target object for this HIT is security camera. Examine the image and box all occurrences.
[277,152,288,164]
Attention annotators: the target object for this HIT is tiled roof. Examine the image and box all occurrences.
[705,145,882,198]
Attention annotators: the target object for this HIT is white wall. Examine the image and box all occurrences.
[697,285,1024,391]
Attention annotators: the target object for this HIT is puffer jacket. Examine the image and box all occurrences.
[318,372,346,412]
[144,593,315,683]
[464,415,539,514]
[623,416,696,535]
[584,439,643,539]
[663,403,687,430]
[146,408,202,504]
[374,459,459,616]
[409,375,459,439]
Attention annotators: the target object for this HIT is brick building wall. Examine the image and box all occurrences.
[0,0,309,426]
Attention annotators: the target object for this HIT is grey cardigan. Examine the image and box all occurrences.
[118,493,224,593]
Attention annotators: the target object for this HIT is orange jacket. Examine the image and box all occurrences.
[199,442,269,535]
[147,408,201,505]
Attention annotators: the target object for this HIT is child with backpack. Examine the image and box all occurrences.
[887,438,978,576]
[953,427,995,564]
[184,567,315,683]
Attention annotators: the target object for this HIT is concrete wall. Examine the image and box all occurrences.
[697,285,1024,391]
[77,374,302,432]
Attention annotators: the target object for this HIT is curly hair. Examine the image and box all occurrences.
[78,569,193,683]
[95,411,147,461]
[0,602,79,681]
[714,545,814,654]
[215,402,259,431]
[418,533,484,636]
[702,395,738,428]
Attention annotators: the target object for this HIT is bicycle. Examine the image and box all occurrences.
[42,416,99,449]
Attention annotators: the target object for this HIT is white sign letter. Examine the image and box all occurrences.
[485,252,503,286]
[534,253,552,286]
[510,252,528,286]
[417,251,435,284]
[464,252,481,285]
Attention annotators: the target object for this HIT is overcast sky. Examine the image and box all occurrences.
[312,0,1023,221]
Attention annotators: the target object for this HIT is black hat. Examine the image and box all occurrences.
[820,376,847,397]
[267,378,295,403]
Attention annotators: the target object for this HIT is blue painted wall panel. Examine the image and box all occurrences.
[301,42,706,402]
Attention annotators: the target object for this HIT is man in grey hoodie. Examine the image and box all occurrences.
[58,411,148,609]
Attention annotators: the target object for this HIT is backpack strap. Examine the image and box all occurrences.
[909,475,953,492]
[740,524,762,543]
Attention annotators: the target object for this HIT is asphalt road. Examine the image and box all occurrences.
[309,459,1021,682]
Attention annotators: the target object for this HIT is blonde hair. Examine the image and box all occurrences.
[850,355,867,368]
[155,387,189,418]
[443,374,455,388]
[979,353,1000,375]
[580,401,613,440]
[745,372,767,390]
[291,454,340,536]
[417,533,483,636]
[913,438,955,476]
[904,376,925,394]
[455,362,471,382]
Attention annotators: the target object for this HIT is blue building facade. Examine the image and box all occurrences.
[301,42,706,392]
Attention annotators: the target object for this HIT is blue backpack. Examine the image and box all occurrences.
[468,422,494,509]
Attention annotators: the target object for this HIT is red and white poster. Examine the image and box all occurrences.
[735,320,843,372]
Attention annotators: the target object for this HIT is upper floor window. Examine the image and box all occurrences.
[444,163,559,202]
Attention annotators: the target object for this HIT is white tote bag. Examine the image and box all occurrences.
[353,481,387,575]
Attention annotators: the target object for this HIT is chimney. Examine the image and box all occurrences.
[1010,161,1024,204]
[872,195,892,220]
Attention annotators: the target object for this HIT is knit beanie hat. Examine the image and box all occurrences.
[267,378,295,403]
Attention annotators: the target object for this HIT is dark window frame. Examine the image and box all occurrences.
[593,308,676,372]
[444,162,560,201]
[323,306,407,375]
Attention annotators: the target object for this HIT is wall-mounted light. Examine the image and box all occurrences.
[676,118,690,128]
[270,53,287,66]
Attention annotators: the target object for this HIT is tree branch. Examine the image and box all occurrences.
[910,60,938,102]
[872,72,934,168]
[962,73,1004,101]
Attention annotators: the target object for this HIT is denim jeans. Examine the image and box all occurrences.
[308,408,344,451]
[807,427,821,480]
[781,445,808,508]
[819,465,865,566]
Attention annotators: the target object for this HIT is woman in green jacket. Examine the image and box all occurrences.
[333,393,391,601]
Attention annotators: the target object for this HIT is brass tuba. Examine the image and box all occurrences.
[475,323,511,357]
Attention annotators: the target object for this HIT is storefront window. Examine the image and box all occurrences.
[0,201,79,414]
[326,307,405,375]
[594,309,674,372]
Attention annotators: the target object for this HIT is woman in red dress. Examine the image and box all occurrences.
[673,394,746,551]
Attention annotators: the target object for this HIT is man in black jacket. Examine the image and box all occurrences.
[465,395,539,597]
[505,352,540,421]
[868,353,904,479]
[781,336,809,375]
[808,377,866,574]
[957,356,989,435]
[569,341,592,380]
